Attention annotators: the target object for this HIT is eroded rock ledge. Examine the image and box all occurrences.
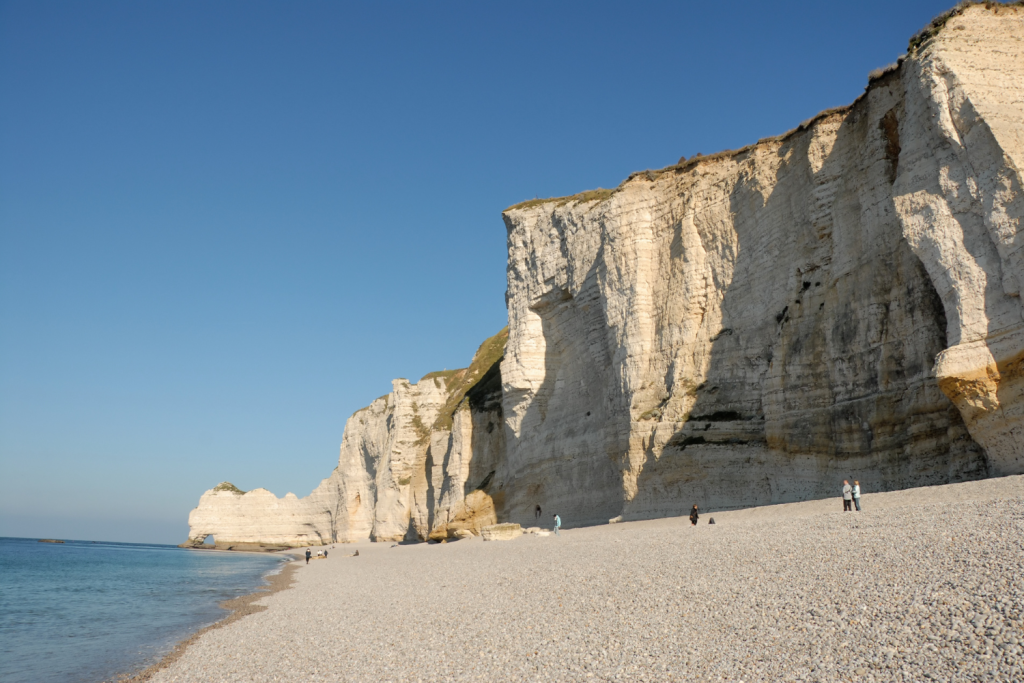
[186,4,1024,547]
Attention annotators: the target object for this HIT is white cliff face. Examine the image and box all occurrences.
[498,4,1022,527]
[430,385,506,538]
[185,5,1023,546]
[368,377,446,541]
[893,6,1024,475]
[329,396,391,543]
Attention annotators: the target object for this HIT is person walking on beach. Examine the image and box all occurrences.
[842,480,853,512]
[305,548,311,564]
[852,481,862,512]
[690,504,699,526]
[553,514,561,536]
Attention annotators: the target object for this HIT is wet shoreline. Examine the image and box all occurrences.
[113,559,300,682]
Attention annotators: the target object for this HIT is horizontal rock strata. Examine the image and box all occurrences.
[185,4,1023,546]
[495,3,1023,527]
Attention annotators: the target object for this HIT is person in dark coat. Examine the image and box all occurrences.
[305,548,312,564]
[689,504,699,526]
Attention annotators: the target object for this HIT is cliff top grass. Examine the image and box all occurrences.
[502,113,846,215]
[213,482,246,494]
[420,368,461,382]
[501,108,853,215]
[503,2,1020,218]
[505,188,615,213]
[430,327,508,432]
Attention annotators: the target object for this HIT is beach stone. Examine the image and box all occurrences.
[480,523,523,541]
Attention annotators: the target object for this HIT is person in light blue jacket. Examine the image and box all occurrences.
[553,514,561,536]
[852,481,862,511]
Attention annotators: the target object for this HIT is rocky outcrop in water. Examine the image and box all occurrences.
[185,4,1023,546]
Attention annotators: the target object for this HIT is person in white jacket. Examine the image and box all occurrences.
[852,481,862,512]
[842,480,853,512]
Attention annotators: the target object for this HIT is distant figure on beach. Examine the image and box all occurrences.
[842,480,853,512]
[323,549,328,558]
[535,504,542,518]
[690,504,699,526]
[305,548,311,564]
[553,514,561,536]
[852,481,862,512]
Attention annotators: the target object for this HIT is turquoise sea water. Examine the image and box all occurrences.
[0,536,286,683]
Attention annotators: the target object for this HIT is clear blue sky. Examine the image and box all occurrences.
[1,0,955,544]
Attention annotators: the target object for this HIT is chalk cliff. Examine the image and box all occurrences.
[495,3,1023,527]
[184,330,507,547]
[185,4,1023,546]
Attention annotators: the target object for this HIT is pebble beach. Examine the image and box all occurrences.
[147,476,1024,682]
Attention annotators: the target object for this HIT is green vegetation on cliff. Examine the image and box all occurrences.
[429,328,508,432]
[505,189,615,213]
[421,368,461,382]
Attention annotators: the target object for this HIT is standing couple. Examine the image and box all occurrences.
[842,480,862,512]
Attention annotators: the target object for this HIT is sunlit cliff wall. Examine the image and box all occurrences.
[495,3,1022,526]
[185,5,1023,545]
